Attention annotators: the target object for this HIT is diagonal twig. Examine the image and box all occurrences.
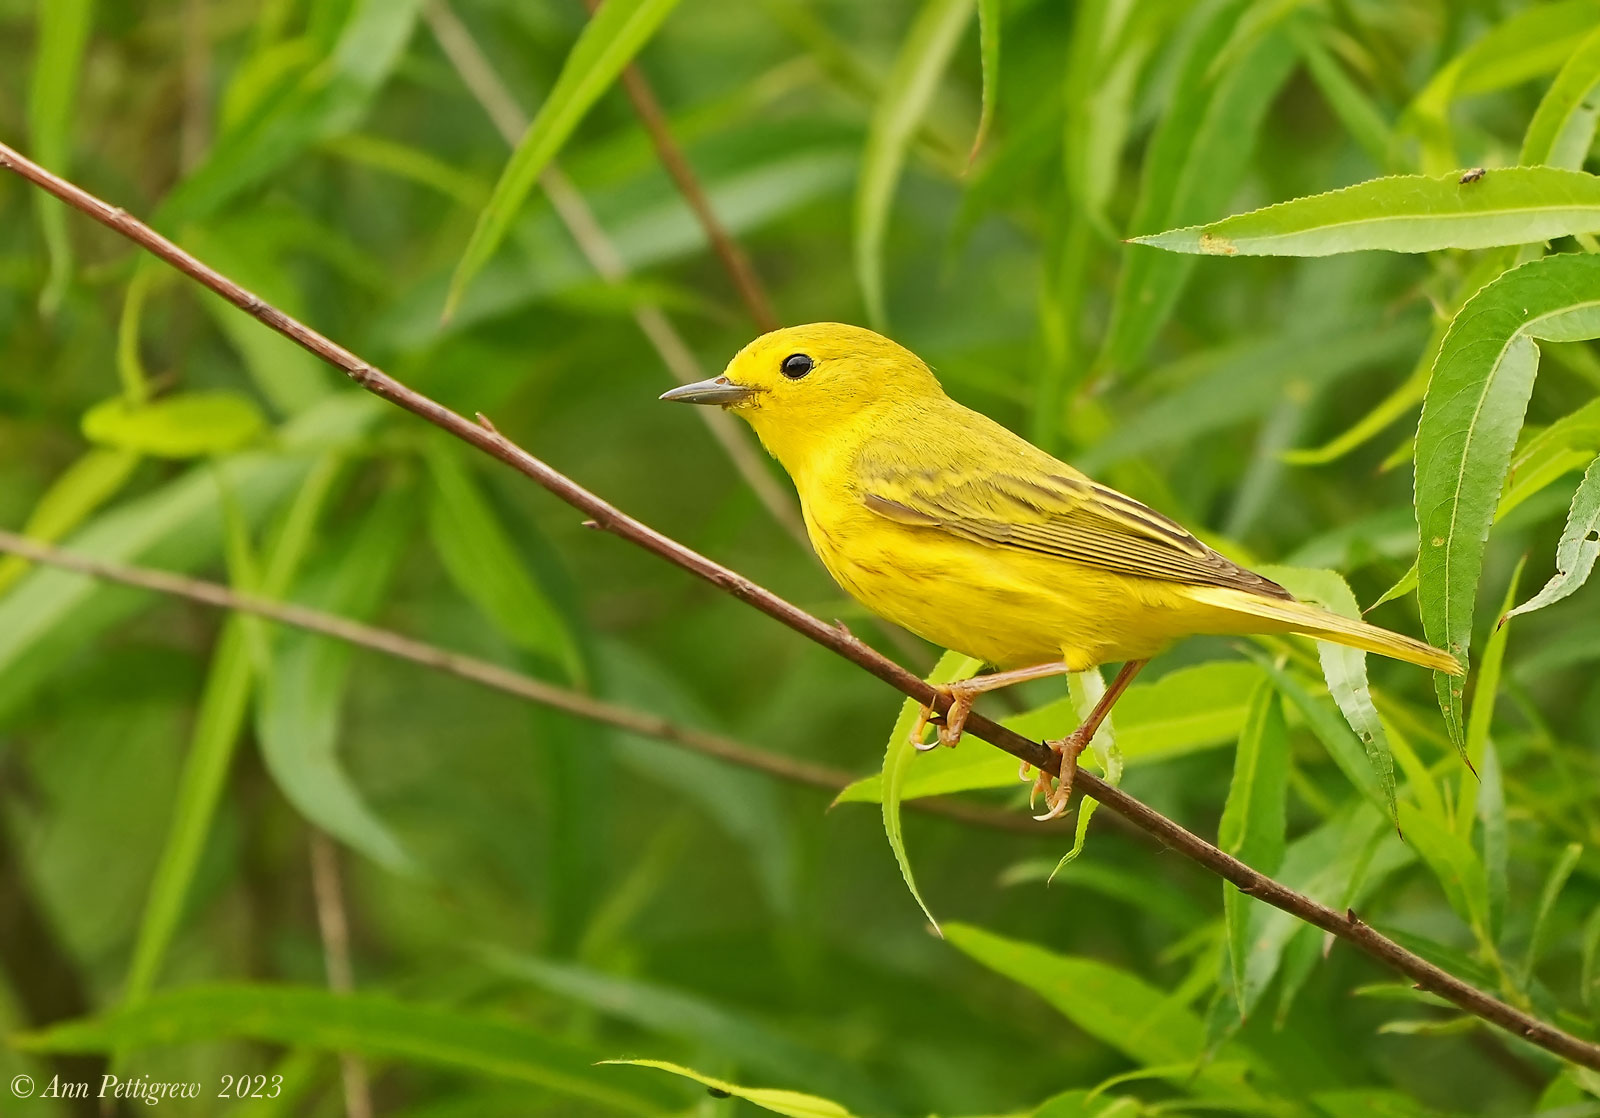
[0,529,1047,835]
[425,1,931,668]
[4,139,1598,1071]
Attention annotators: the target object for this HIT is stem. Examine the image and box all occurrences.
[578,0,780,333]
[3,138,1597,1071]
[308,832,373,1118]
[0,530,1045,836]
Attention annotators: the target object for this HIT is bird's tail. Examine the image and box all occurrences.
[1189,586,1463,675]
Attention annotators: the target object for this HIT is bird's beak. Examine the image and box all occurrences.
[659,376,755,406]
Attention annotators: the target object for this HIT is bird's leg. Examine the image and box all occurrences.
[909,661,1072,751]
[1032,659,1148,821]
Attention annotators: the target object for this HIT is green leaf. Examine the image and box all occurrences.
[601,1060,855,1118]
[444,0,686,318]
[1475,737,1509,941]
[1257,658,1392,820]
[1269,804,1409,1026]
[1459,558,1523,842]
[1000,858,1211,930]
[1521,24,1600,168]
[1312,1087,1459,1118]
[157,0,425,226]
[255,484,417,873]
[26,0,93,313]
[1030,1089,1147,1118]
[1097,0,1296,374]
[1368,563,1418,611]
[0,396,381,727]
[1047,669,1124,876]
[14,985,676,1115]
[1284,250,1516,467]
[596,641,796,914]
[1416,252,1600,746]
[122,457,344,1006]
[1500,398,1600,516]
[1085,316,1421,470]
[1402,0,1600,175]
[968,0,999,163]
[424,442,583,683]
[1130,168,1600,257]
[1061,0,1154,239]
[488,952,886,1113]
[854,0,975,329]
[1397,801,1489,936]
[326,132,492,207]
[182,219,334,416]
[835,660,1264,803]
[881,650,980,933]
[1523,842,1584,988]
[81,392,267,459]
[1219,681,1288,1018]
[943,923,1265,1100]
[0,448,139,597]
[1581,907,1600,1019]
[1291,21,1391,167]
[1506,455,1600,619]
[1263,567,1396,815]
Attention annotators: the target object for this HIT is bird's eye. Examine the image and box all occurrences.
[780,353,814,380]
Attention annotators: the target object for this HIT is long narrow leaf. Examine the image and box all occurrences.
[943,923,1266,1103]
[15,985,677,1116]
[157,0,425,227]
[1262,566,1395,814]
[1523,844,1584,988]
[0,447,139,597]
[26,0,93,312]
[1131,168,1600,256]
[855,0,974,329]
[255,483,417,873]
[1416,253,1600,746]
[1506,455,1600,619]
[835,659,1264,803]
[444,0,686,318]
[881,650,980,933]
[1097,0,1295,374]
[424,442,583,683]
[602,1059,854,1118]
[122,457,344,1004]
[1521,24,1600,168]
[968,0,999,163]
[1218,681,1288,1018]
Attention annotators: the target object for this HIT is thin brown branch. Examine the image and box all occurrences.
[0,530,1042,835]
[420,0,804,546]
[425,0,930,670]
[579,0,779,333]
[5,140,1598,1072]
[308,832,373,1118]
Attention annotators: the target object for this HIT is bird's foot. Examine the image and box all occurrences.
[909,685,977,751]
[1030,728,1090,822]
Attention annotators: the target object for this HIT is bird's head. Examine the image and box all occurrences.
[660,323,941,473]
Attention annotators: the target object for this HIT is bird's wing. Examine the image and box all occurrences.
[857,444,1291,600]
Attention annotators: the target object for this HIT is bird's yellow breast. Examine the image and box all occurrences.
[796,466,1231,671]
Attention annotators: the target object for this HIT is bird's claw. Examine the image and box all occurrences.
[1029,729,1090,822]
[908,687,975,750]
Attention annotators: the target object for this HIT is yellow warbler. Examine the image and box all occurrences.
[663,323,1460,818]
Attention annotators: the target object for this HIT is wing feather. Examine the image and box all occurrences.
[859,445,1290,600]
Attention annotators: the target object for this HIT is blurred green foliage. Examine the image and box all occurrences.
[2,0,1600,1115]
